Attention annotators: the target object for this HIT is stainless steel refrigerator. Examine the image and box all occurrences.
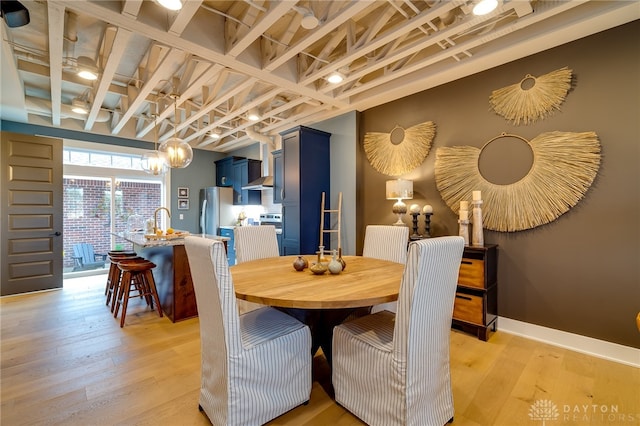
[199,187,234,235]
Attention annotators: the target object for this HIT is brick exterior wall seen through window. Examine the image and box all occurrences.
[63,178,161,269]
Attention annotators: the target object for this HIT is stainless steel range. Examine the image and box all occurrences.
[259,213,282,234]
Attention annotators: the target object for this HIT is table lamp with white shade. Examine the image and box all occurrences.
[386,179,413,226]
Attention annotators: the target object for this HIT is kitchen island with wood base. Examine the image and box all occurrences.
[114,233,229,322]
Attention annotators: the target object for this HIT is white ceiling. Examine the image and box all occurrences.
[1,1,638,152]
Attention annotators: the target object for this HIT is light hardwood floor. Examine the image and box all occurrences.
[1,274,638,426]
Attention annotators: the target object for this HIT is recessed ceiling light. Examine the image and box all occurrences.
[76,56,98,80]
[247,109,261,121]
[326,71,345,84]
[473,0,498,16]
[301,12,319,30]
[157,0,183,11]
[71,98,88,114]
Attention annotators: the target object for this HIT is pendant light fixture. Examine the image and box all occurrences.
[159,95,193,169]
[141,115,169,176]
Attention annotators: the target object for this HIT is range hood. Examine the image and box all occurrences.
[242,175,273,190]
[241,135,274,190]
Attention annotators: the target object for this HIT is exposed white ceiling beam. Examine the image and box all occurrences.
[195,86,286,147]
[336,0,587,102]
[85,27,132,130]
[169,77,259,142]
[54,0,349,111]
[226,1,293,58]
[299,1,463,86]
[111,48,184,134]
[47,3,66,126]
[121,0,143,19]
[263,0,374,72]
[137,63,225,138]
[169,0,203,36]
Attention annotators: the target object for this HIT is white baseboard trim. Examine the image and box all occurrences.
[498,317,640,368]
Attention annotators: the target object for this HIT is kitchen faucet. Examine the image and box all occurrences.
[154,207,171,234]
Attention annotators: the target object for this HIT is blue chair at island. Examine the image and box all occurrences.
[71,243,107,271]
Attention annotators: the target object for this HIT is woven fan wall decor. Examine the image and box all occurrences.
[489,67,573,125]
[435,131,600,232]
[364,121,436,176]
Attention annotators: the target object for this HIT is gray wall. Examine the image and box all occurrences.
[314,111,358,255]
[358,21,639,348]
[168,149,225,233]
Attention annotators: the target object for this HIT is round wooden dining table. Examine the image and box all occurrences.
[231,255,405,309]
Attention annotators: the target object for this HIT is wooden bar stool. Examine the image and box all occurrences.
[112,257,145,313]
[105,251,137,296]
[114,259,163,328]
[106,251,138,310]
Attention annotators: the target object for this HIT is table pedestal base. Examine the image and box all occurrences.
[279,307,370,366]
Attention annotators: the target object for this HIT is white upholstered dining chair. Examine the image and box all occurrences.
[332,236,464,426]
[234,225,280,262]
[234,225,280,314]
[184,236,312,426]
[363,225,409,313]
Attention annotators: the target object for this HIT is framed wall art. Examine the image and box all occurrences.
[178,187,189,198]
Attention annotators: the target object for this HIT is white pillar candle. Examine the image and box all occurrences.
[459,209,468,221]
[460,200,469,211]
[472,190,482,201]
[422,204,433,214]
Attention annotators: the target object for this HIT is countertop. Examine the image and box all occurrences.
[113,232,230,248]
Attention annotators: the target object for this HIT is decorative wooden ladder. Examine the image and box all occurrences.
[319,191,342,251]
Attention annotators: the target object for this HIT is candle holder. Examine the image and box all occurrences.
[471,199,484,247]
[410,212,421,240]
[458,200,470,245]
[423,212,433,238]
[458,218,470,245]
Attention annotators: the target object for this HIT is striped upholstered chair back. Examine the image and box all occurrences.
[184,236,312,425]
[234,225,280,314]
[234,225,280,263]
[364,225,409,313]
[394,237,464,394]
[332,236,464,426]
[362,225,409,264]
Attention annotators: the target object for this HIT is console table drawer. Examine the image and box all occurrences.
[458,258,485,288]
[453,292,483,325]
